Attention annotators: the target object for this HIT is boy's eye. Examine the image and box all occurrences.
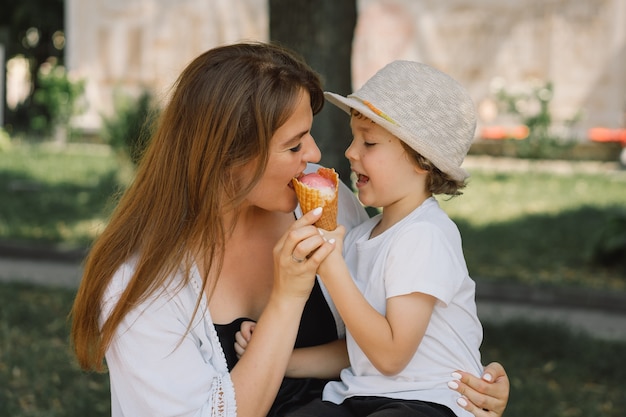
[364,141,375,147]
[289,143,303,152]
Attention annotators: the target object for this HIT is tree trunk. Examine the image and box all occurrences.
[269,0,357,186]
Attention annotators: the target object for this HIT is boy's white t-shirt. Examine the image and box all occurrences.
[322,197,483,417]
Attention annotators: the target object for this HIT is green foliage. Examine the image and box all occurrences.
[32,62,86,136]
[1,0,65,134]
[493,80,581,159]
[590,209,626,271]
[100,90,158,165]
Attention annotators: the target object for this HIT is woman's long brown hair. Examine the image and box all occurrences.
[70,42,324,371]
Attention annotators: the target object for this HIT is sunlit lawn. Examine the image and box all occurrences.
[1,142,625,291]
[0,142,129,247]
[440,167,626,291]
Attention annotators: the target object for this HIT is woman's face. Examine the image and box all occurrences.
[245,89,321,213]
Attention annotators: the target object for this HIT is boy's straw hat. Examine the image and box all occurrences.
[325,61,476,181]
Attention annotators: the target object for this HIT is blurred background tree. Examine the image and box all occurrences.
[270,0,357,186]
[0,0,66,136]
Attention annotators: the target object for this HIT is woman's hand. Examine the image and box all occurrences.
[272,207,335,300]
[448,362,509,417]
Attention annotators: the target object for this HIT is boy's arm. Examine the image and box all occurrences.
[286,339,348,379]
[235,316,349,379]
[317,237,436,376]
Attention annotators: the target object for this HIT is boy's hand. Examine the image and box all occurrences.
[234,320,256,359]
[317,225,346,278]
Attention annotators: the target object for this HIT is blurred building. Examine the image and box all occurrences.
[65,0,625,141]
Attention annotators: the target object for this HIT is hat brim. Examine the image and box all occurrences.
[324,91,469,181]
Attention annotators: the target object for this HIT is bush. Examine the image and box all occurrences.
[32,61,85,138]
[590,209,626,271]
[100,90,158,164]
[492,80,580,159]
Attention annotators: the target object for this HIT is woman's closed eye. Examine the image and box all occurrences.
[289,143,303,152]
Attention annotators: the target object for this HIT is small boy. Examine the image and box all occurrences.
[289,61,484,417]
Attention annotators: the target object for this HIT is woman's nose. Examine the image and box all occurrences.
[304,135,322,163]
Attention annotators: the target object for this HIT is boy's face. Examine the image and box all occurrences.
[345,114,427,210]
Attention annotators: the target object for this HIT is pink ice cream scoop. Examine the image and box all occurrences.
[292,167,339,230]
[297,172,336,198]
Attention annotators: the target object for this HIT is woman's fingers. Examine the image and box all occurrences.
[272,207,335,298]
[275,207,326,262]
[448,362,509,417]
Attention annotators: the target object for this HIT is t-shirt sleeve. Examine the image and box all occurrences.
[384,222,465,306]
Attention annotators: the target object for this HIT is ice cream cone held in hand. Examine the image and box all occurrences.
[292,167,339,230]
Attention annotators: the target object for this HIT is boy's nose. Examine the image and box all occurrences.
[344,142,356,161]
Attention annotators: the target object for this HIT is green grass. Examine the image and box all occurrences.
[0,142,625,292]
[0,282,110,416]
[1,281,624,417]
[481,320,626,417]
[440,170,626,292]
[0,143,128,247]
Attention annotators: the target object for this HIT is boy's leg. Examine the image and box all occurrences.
[284,399,354,417]
[347,397,456,417]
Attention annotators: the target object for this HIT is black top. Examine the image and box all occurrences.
[214,278,338,417]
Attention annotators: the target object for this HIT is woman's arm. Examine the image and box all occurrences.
[448,362,510,417]
[228,207,337,417]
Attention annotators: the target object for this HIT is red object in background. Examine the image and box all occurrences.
[588,128,626,147]
[480,125,529,140]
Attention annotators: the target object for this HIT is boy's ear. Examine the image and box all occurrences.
[413,164,429,175]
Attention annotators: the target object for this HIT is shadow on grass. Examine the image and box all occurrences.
[0,169,122,247]
[456,205,626,291]
[482,320,626,417]
[0,282,110,417]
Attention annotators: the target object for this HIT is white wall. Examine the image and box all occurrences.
[65,0,626,139]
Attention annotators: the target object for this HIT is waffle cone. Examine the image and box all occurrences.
[292,167,339,230]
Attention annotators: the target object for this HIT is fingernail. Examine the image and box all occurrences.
[312,207,323,215]
[447,380,459,389]
[329,238,336,244]
[482,372,493,382]
[457,397,468,408]
[319,229,325,235]
[451,372,462,380]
